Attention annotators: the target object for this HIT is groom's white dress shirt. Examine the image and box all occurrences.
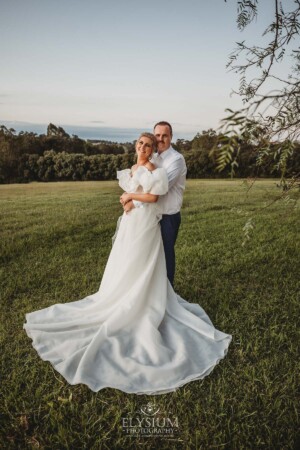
[153,146,187,215]
[133,146,187,214]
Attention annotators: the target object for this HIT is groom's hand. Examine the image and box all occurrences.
[120,192,131,206]
[123,200,135,213]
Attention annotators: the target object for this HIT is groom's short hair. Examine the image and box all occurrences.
[153,121,173,137]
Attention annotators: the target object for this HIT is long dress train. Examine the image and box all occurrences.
[23,166,232,395]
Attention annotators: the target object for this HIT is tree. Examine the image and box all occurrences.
[218,0,300,190]
[47,123,70,138]
[0,126,19,182]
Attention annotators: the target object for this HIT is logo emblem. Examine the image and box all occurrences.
[121,401,179,438]
[140,402,160,416]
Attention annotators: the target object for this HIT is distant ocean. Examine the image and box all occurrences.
[0,121,197,143]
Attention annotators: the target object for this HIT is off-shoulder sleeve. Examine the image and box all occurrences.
[117,169,139,192]
[134,167,169,195]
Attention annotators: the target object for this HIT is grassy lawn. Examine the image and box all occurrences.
[0,179,299,449]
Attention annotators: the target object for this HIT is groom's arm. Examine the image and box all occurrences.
[121,193,160,212]
[165,157,187,189]
[121,192,158,206]
[123,200,135,213]
[122,199,142,213]
[132,199,143,208]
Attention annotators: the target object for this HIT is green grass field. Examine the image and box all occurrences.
[0,179,299,450]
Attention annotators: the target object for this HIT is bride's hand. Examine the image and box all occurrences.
[120,193,131,205]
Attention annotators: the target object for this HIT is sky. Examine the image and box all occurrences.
[0,0,295,140]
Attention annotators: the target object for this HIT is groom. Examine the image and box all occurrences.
[152,121,187,286]
[124,121,187,286]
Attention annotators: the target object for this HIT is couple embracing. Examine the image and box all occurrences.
[23,121,232,395]
[119,121,186,287]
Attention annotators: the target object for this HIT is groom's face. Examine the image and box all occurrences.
[154,125,172,154]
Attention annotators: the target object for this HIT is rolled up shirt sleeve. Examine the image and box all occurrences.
[132,199,144,208]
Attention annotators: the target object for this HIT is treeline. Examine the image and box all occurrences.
[0,124,299,183]
[19,151,136,182]
[0,123,135,183]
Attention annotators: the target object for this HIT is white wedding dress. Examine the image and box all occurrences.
[23,166,232,395]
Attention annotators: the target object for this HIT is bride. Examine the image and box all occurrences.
[23,132,232,395]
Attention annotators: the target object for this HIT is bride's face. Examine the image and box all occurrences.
[136,136,153,159]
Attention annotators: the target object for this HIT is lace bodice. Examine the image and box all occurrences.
[117,166,168,195]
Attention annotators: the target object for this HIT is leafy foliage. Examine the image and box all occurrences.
[218,0,300,191]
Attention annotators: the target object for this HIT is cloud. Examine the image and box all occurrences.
[0,93,10,104]
[0,120,38,126]
[89,120,105,124]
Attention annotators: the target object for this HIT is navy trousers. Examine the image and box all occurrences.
[160,212,181,286]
